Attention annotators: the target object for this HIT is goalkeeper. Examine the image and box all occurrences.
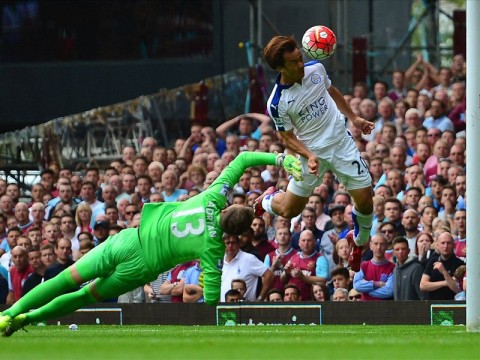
[0,151,302,336]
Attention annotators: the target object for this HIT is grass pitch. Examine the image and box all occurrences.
[2,325,478,359]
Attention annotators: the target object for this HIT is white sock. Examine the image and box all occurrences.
[261,192,279,216]
[352,206,373,246]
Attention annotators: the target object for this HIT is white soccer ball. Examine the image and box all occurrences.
[69,323,79,331]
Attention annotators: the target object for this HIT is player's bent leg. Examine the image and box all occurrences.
[348,186,374,246]
[267,190,309,219]
[254,186,278,217]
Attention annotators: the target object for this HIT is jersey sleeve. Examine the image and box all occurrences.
[200,238,225,305]
[209,152,277,193]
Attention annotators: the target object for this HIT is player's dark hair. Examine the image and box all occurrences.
[263,35,298,70]
[220,206,254,236]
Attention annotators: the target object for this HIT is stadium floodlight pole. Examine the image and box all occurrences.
[466,0,480,333]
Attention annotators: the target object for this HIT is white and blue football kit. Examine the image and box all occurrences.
[267,60,371,196]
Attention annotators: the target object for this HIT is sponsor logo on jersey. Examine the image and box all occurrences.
[310,73,322,84]
[298,96,328,123]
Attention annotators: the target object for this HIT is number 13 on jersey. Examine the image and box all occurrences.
[171,207,206,238]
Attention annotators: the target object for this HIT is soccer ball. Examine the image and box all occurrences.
[302,25,337,60]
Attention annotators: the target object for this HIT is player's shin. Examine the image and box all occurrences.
[25,285,97,324]
[2,268,78,319]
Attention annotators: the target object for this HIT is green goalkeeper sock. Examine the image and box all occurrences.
[25,285,97,324]
[3,268,77,319]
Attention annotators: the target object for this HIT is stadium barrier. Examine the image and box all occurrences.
[1,301,466,326]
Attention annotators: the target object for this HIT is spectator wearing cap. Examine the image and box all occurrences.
[93,218,110,245]
[319,205,350,271]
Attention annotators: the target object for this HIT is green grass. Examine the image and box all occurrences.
[1,325,479,359]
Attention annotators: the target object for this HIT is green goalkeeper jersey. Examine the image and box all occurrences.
[139,151,278,305]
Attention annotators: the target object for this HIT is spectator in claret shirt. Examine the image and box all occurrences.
[353,234,394,301]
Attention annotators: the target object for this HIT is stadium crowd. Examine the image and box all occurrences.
[0,53,467,305]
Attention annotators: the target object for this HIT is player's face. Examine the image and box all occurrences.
[279,48,304,83]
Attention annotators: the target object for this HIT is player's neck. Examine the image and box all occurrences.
[280,74,301,85]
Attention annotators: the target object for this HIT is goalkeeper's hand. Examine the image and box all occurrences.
[198,271,204,288]
[275,153,303,181]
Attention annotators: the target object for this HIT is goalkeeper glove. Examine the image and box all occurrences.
[276,153,303,181]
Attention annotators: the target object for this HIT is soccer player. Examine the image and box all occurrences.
[256,35,374,252]
[0,151,301,336]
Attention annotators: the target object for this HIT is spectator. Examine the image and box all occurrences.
[401,209,421,253]
[392,237,424,300]
[159,261,195,303]
[291,207,323,252]
[264,226,297,292]
[282,230,329,301]
[43,238,73,281]
[330,267,351,293]
[332,288,349,301]
[452,209,466,262]
[415,232,436,266]
[160,170,187,202]
[283,284,301,302]
[266,288,283,302]
[419,206,437,235]
[7,246,34,304]
[320,205,351,270]
[14,203,32,233]
[420,232,464,300]
[224,289,242,303]
[221,234,273,302]
[117,173,136,202]
[307,194,331,231]
[182,261,204,303]
[423,99,454,132]
[383,197,405,236]
[348,288,362,302]
[387,70,407,102]
[250,217,275,261]
[21,247,46,296]
[74,203,92,240]
[353,234,394,301]
[312,283,330,302]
